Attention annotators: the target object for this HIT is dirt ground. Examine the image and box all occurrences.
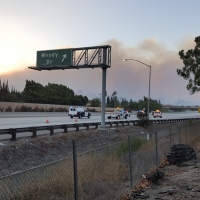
[0,122,199,200]
[121,133,200,200]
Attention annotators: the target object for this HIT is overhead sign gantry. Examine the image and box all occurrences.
[29,45,111,128]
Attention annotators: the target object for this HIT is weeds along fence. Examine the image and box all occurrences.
[1,121,200,200]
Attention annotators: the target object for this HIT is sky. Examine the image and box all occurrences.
[1,0,200,105]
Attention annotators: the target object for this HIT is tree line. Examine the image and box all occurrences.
[0,79,162,110]
[0,80,88,106]
[90,91,162,111]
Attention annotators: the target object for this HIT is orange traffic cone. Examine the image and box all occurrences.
[75,118,78,122]
[46,118,49,123]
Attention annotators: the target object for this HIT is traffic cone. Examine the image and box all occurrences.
[46,118,49,123]
[75,117,78,122]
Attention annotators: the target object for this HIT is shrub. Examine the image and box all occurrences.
[116,137,146,156]
[14,106,21,112]
[5,106,12,112]
[48,107,55,112]
[0,107,4,112]
[87,108,96,112]
[19,105,33,112]
[32,106,40,112]
[54,107,68,112]
[137,116,152,128]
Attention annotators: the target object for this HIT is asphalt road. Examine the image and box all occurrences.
[0,111,200,140]
[1,111,200,129]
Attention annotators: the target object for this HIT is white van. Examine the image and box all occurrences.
[68,107,91,119]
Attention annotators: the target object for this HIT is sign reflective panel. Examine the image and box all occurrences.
[36,49,72,67]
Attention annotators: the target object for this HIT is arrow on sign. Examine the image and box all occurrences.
[62,54,67,62]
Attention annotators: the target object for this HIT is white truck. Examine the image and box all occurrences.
[106,109,128,119]
[68,107,91,119]
[152,110,162,118]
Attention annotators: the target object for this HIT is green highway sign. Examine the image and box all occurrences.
[36,49,72,67]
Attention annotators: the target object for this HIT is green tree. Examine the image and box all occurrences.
[177,36,200,94]
[90,97,101,107]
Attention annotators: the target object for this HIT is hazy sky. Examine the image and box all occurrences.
[1,0,200,105]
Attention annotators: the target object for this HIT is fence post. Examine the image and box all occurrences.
[155,131,158,166]
[128,135,133,189]
[73,140,79,200]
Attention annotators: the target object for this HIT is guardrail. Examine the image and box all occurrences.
[1,118,200,141]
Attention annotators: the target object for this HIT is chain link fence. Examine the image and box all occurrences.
[0,120,200,199]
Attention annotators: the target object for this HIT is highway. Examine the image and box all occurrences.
[1,111,200,129]
[0,111,200,140]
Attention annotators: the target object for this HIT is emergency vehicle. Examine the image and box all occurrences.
[136,110,147,118]
[152,110,162,118]
[68,107,91,119]
[106,109,128,119]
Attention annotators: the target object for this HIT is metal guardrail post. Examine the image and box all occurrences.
[62,124,68,133]
[155,131,158,166]
[32,127,37,138]
[185,125,187,144]
[169,128,172,148]
[73,140,79,200]
[9,128,16,141]
[85,124,89,130]
[76,124,79,131]
[50,126,54,135]
[128,135,133,188]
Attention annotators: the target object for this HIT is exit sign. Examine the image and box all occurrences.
[36,49,72,67]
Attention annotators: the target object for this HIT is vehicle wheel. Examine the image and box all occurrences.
[125,116,127,119]
[154,116,156,118]
[71,116,73,119]
[108,116,111,119]
[160,116,162,118]
[88,114,90,118]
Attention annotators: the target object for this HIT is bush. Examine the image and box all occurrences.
[137,116,152,128]
[116,137,146,156]
[54,107,68,112]
[32,106,40,112]
[19,105,33,112]
[14,106,21,112]
[87,108,96,112]
[0,107,4,112]
[48,107,55,112]
[5,106,12,112]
